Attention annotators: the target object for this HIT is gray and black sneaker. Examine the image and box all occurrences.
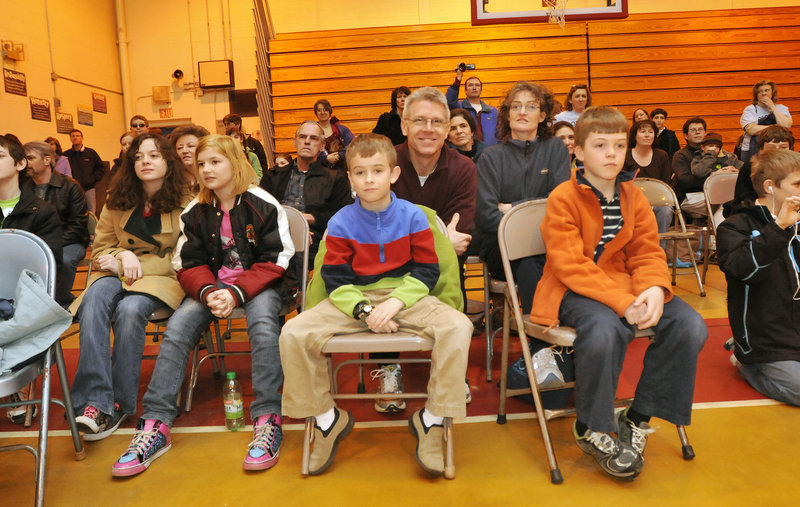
[574,421,643,479]
[617,408,656,456]
[78,404,127,441]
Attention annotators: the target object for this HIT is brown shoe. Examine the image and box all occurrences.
[408,409,444,475]
[309,407,354,475]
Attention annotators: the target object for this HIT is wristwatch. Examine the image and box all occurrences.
[353,302,374,321]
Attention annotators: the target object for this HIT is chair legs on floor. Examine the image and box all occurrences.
[677,425,695,460]
[54,343,86,461]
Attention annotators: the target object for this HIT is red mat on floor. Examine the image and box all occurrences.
[3,317,763,433]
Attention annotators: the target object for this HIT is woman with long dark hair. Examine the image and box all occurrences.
[70,134,192,441]
[373,86,411,145]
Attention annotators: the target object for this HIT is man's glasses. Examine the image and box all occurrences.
[131,123,147,128]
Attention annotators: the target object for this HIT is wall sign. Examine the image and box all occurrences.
[77,105,93,126]
[56,112,74,133]
[92,92,107,113]
[3,68,26,96]
[30,96,51,122]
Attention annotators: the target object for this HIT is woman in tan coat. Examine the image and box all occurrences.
[70,134,191,441]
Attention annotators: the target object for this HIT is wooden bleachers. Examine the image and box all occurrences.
[268,7,800,153]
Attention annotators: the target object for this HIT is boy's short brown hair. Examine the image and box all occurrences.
[751,150,800,198]
[574,106,628,147]
[345,133,397,168]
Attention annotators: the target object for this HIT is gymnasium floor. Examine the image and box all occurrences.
[2,266,799,506]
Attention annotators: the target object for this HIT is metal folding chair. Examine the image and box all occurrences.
[634,178,705,297]
[494,200,694,485]
[702,172,738,283]
[184,206,310,411]
[0,229,85,507]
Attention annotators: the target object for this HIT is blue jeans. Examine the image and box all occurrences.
[56,243,87,306]
[558,291,707,432]
[142,287,283,426]
[71,276,163,415]
[739,361,800,406]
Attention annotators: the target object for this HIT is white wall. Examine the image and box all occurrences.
[123,0,260,139]
[0,0,124,161]
[266,0,800,33]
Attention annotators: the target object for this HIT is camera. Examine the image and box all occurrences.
[172,69,184,80]
[456,62,476,72]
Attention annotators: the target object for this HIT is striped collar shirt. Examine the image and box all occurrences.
[576,170,623,262]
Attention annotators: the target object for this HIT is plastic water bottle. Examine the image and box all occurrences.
[223,371,244,431]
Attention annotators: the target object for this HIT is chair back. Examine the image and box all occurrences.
[0,229,57,299]
[283,206,310,312]
[703,172,738,231]
[633,178,678,208]
[498,199,548,264]
[633,177,690,233]
[497,199,547,332]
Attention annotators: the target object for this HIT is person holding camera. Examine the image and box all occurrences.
[445,64,499,146]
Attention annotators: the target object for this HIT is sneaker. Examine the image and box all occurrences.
[78,404,127,441]
[244,414,282,471]
[408,409,444,475]
[532,347,565,388]
[6,390,37,424]
[668,259,692,268]
[371,364,406,413]
[111,419,172,477]
[465,379,472,404]
[617,408,656,456]
[573,421,643,479]
[309,407,354,476]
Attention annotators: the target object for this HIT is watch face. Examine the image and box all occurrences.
[364,305,373,313]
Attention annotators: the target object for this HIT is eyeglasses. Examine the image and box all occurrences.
[409,117,448,129]
[510,102,540,113]
[688,128,705,133]
[131,123,147,128]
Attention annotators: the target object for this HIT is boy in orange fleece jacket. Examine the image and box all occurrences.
[531,107,707,480]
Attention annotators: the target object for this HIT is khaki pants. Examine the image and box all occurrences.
[280,289,473,419]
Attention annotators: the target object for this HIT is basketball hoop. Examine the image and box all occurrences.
[543,0,567,29]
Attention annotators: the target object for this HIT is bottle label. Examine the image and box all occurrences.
[224,399,244,419]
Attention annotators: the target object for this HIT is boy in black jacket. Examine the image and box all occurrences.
[717,149,800,405]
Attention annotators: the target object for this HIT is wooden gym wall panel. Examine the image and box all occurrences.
[269,22,588,152]
[588,7,800,146]
[268,7,800,153]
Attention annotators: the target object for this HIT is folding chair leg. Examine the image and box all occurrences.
[201,329,220,377]
[34,350,54,507]
[301,417,315,476]
[496,298,512,425]
[443,417,455,479]
[214,321,228,375]
[23,381,35,427]
[701,225,711,284]
[677,425,695,460]
[484,268,493,382]
[55,343,85,460]
[685,238,706,297]
[517,322,563,484]
[185,343,201,413]
[671,241,678,286]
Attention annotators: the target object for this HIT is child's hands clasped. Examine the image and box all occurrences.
[623,286,665,329]
[366,297,404,334]
[205,289,236,318]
